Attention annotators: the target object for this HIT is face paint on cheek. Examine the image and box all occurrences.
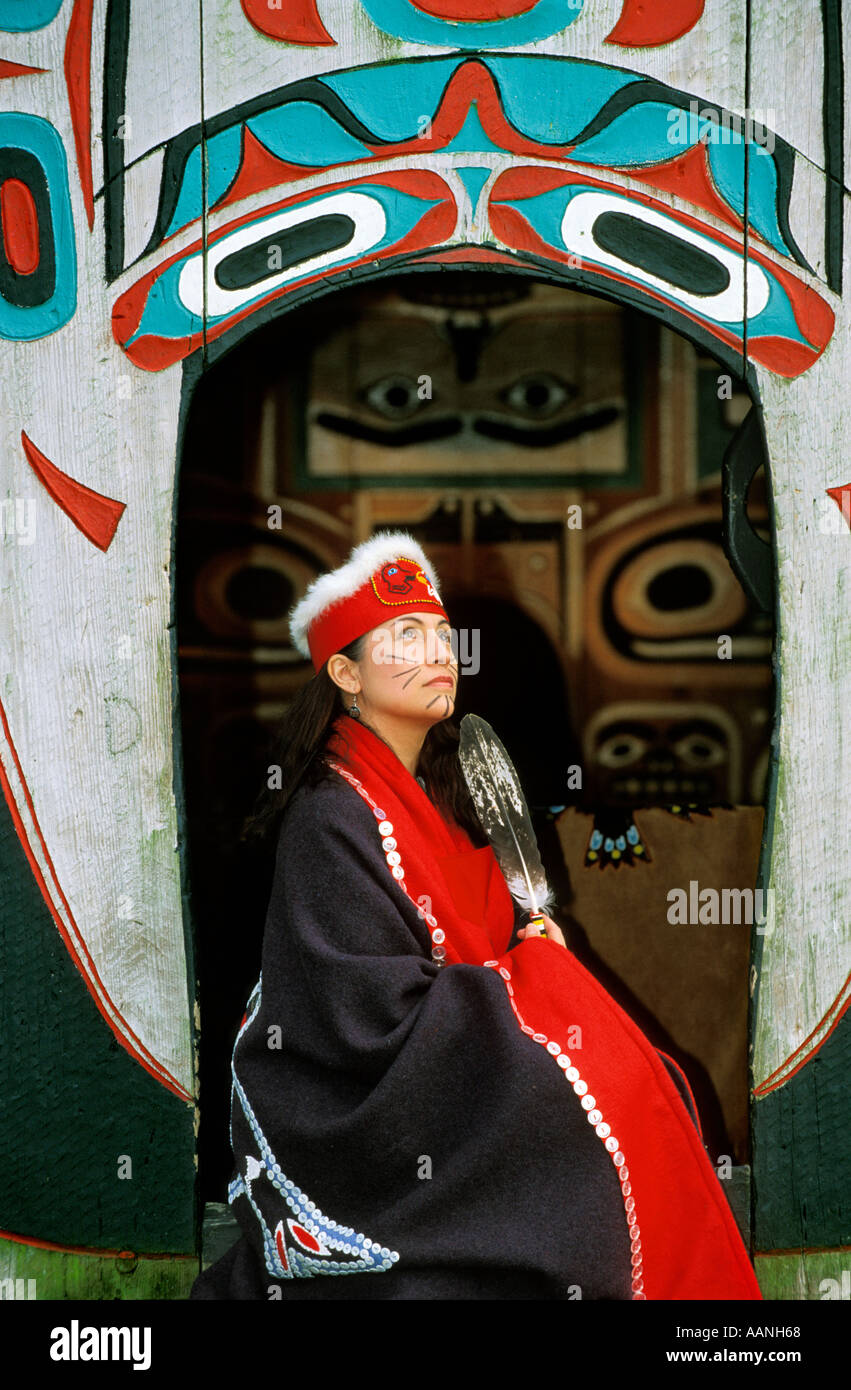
[425,690,455,714]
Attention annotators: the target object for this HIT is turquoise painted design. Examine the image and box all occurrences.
[495,181,810,348]
[158,56,795,270]
[0,113,76,340]
[706,141,788,258]
[247,103,373,168]
[485,56,639,143]
[456,165,491,212]
[165,127,242,237]
[442,100,503,154]
[318,58,464,140]
[128,180,445,348]
[568,102,792,259]
[359,0,584,48]
[318,55,636,146]
[0,0,62,30]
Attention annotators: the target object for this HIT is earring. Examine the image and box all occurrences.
[348,692,361,720]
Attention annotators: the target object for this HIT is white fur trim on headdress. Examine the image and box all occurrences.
[288,530,444,659]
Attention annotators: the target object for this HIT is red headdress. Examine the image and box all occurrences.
[288,531,449,673]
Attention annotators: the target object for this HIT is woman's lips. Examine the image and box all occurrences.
[426,676,455,686]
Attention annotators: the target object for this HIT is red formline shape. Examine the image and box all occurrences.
[21,431,125,550]
[827,484,851,531]
[63,0,95,232]
[605,0,705,48]
[0,1227,195,1259]
[0,58,48,79]
[240,0,335,44]
[0,178,40,273]
[753,970,851,1097]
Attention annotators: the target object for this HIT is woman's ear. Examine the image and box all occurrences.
[326,653,359,695]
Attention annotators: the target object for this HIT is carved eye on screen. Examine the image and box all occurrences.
[596,731,651,769]
[363,374,427,419]
[179,193,386,320]
[612,539,748,642]
[501,372,574,418]
[671,731,727,769]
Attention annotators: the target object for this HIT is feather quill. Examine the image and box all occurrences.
[458,714,555,917]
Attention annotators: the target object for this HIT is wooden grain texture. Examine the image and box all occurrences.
[0,1236,197,1301]
[749,197,851,1086]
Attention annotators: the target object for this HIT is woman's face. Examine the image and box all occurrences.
[356,611,458,724]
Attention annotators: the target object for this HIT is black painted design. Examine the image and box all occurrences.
[102,0,131,283]
[753,1010,851,1250]
[721,408,773,613]
[0,787,194,1249]
[592,210,731,295]
[214,214,355,291]
[821,0,844,294]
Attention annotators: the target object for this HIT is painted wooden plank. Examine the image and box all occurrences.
[748,191,851,1089]
[0,0,197,1115]
[749,0,825,174]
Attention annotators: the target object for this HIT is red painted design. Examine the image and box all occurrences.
[409,246,520,267]
[754,971,851,1096]
[626,142,744,240]
[605,0,705,48]
[0,696,192,1103]
[22,431,126,551]
[826,484,851,532]
[212,126,326,213]
[489,165,834,378]
[274,1220,291,1271]
[290,1222,322,1252]
[0,178,40,274]
[0,1228,194,1259]
[63,0,95,232]
[412,0,537,15]
[240,0,335,45]
[0,58,48,78]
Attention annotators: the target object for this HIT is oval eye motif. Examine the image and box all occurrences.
[502,372,573,417]
[214,213,355,291]
[178,191,387,319]
[672,733,727,768]
[592,210,731,297]
[364,375,424,419]
[597,734,649,769]
[560,190,769,323]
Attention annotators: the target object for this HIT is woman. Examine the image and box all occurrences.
[190,531,762,1301]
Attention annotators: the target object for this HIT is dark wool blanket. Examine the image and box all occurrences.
[191,716,761,1301]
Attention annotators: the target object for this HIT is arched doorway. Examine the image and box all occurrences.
[176,267,774,1213]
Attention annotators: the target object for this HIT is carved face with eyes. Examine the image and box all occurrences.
[327,611,458,753]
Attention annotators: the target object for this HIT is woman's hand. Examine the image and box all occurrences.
[516,912,567,949]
